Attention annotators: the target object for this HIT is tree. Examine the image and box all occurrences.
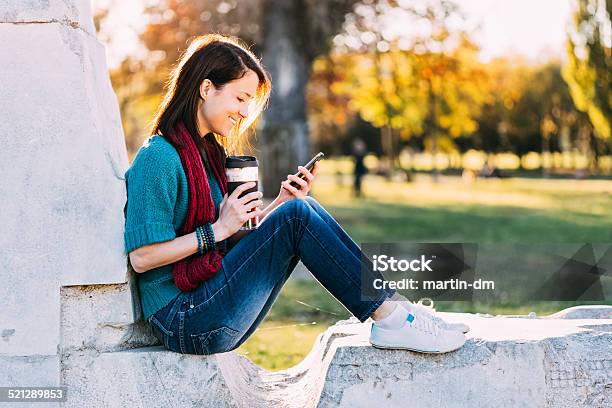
[256,0,361,195]
[307,54,357,155]
[331,0,486,180]
[507,63,582,171]
[97,0,360,196]
[563,0,611,145]
[415,36,487,180]
[464,59,600,173]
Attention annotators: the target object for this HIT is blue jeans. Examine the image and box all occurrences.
[147,196,395,355]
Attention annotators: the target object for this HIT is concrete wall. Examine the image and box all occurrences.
[0,0,131,390]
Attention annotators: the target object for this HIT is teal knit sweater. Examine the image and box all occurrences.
[123,134,223,321]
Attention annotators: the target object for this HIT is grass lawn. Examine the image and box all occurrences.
[237,164,611,370]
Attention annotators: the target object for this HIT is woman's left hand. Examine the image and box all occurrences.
[278,161,319,201]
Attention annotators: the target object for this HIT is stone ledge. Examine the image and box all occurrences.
[0,0,96,37]
[61,347,234,407]
[61,283,149,353]
[60,306,612,407]
[548,305,612,320]
[316,309,612,407]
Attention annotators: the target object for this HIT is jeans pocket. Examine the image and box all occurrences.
[190,326,240,355]
[148,315,174,350]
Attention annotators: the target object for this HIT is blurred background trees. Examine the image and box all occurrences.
[563,0,611,167]
[96,0,612,184]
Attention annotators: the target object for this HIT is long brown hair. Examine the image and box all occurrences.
[150,34,271,154]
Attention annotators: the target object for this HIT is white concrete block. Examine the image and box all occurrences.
[0,4,130,389]
[61,347,234,407]
[0,0,95,36]
[60,283,154,353]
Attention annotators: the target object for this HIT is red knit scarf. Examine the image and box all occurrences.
[165,122,228,291]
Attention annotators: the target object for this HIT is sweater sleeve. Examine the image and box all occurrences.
[123,141,180,254]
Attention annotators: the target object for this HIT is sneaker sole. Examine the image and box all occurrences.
[447,324,470,334]
[444,327,470,334]
[369,340,461,354]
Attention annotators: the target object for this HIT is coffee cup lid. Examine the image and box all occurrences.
[225,156,258,168]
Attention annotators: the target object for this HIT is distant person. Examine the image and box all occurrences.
[123,34,467,358]
[480,158,505,178]
[352,138,368,197]
[574,169,587,179]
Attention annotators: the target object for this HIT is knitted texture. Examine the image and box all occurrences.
[124,139,186,254]
[124,132,224,319]
[165,123,228,291]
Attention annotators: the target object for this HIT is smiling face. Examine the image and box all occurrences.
[197,69,259,138]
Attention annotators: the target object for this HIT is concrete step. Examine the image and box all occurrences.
[59,305,612,407]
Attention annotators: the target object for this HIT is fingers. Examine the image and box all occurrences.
[281,179,301,195]
[245,198,264,211]
[241,207,263,222]
[288,173,308,189]
[238,190,263,205]
[297,166,315,182]
[229,181,256,200]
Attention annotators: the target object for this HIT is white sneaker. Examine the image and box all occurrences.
[369,309,466,353]
[401,298,470,334]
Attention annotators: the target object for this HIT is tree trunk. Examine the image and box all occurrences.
[381,125,393,180]
[392,128,401,171]
[427,77,440,183]
[587,125,601,175]
[542,132,551,178]
[259,0,312,198]
[431,131,439,183]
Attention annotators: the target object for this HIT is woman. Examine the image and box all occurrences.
[123,34,467,356]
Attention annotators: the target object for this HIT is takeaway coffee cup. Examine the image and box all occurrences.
[225,156,259,231]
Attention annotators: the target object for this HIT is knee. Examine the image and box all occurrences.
[303,196,328,217]
[280,198,312,220]
[303,195,319,208]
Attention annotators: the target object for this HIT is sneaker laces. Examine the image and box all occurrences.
[409,298,439,321]
[411,314,440,336]
[412,299,469,335]
[412,298,447,327]
[406,300,442,336]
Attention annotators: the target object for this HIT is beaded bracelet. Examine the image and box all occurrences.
[199,225,207,251]
[195,226,204,254]
[203,222,215,251]
[196,225,207,254]
[196,223,216,254]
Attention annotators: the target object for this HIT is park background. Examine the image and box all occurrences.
[93,0,611,370]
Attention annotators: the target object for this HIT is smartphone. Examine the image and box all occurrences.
[289,152,324,188]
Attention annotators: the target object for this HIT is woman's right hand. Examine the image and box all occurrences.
[214,182,263,240]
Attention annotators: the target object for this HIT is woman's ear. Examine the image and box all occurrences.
[199,79,212,100]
